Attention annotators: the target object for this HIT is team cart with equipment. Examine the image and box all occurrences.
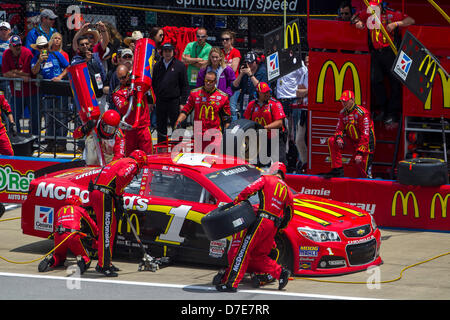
[21,151,381,276]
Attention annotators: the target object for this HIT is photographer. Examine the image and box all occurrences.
[71,35,107,112]
[232,51,268,117]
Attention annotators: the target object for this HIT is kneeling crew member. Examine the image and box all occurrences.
[38,195,98,274]
[324,90,375,178]
[216,162,293,292]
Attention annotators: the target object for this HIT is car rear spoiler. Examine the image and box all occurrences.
[34,160,87,178]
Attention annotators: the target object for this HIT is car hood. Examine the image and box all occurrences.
[292,193,371,230]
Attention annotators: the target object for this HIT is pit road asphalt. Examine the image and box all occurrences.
[1,206,450,301]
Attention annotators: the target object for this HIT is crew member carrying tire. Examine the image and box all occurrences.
[38,195,98,274]
[89,149,148,277]
[216,162,294,292]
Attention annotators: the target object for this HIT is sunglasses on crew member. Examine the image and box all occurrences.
[204,79,216,84]
[119,74,129,80]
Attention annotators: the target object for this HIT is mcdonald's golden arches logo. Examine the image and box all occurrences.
[254,117,267,127]
[391,190,419,218]
[431,193,449,219]
[274,182,288,201]
[118,213,140,235]
[419,55,437,90]
[316,60,362,105]
[199,104,215,121]
[284,22,300,49]
[423,65,450,110]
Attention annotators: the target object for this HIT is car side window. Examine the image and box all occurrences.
[123,170,143,195]
[148,169,208,203]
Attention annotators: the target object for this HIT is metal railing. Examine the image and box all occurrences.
[0,76,80,157]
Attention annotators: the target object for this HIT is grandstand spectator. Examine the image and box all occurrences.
[72,22,110,64]
[31,36,69,153]
[221,30,241,121]
[102,22,123,72]
[196,47,235,97]
[2,35,39,136]
[337,1,354,21]
[149,27,164,63]
[25,9,58,57]
[232,51,268,117]
[152,43,189,144]
[0,22,12,98]
[123,30,143,53]
[48,32,69,63]
[182,27,212,89]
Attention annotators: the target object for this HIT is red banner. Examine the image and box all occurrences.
[286,174,450,232]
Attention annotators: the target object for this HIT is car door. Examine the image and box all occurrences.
[118,166,228,266]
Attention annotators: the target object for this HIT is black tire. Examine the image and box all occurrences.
[222,119,264,165]
[398,157,449,186]
[201,201,256,241]
[274,233,294,273]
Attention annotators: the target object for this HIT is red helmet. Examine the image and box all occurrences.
[130,149,148,169]
[99,110,120,139]
[269,162,287,179]
[340,90,355,102]
[66,194,82,206]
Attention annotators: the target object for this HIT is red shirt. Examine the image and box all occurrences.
[182,87,231,133]
[0,91,12,134]
[334,103,375,154]
[112,85,151,129]
[222,47,241,78]
[244,98,286,138]
[55,204,98,237]
[358,8,408,50]
[1,47,37,97]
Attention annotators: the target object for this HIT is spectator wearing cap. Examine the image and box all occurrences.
[323,90,375,179]
[196,47,235,97]
[31,35,69,152]
[2,35,39,136]
[25,9,58,57]
[232,51,268,117]
[244,82,287,166]
[0,22,12,97]
[152,42,189,144]
[182,27,212,89]
[124,30,143,53]
[72,22,110,68]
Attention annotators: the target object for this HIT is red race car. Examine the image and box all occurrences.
[22,152,382,276]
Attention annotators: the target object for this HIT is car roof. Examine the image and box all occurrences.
[147,152,248,175]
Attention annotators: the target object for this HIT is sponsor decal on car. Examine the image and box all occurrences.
[34,206,54,232]
[299,245,319,257]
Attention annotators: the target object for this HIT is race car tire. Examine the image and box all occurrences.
[275,233,294,273]
[222,119,264,166]
[201,201,256,241]
[398,157,449,186]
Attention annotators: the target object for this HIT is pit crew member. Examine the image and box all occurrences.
[89,150,148,277]
[216,162,293,292]
[73,109,125,165]
[112,64,153,156]
[38,195,98,274]
[175,71,231,153]
[324,90,376,178]
[0,90,16,155]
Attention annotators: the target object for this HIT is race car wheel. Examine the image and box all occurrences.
[222,119,264,166]
[274,233,294,273]
[201,201,256,241]
[398,157,449,186]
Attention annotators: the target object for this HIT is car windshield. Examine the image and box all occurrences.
[206,165,262,204]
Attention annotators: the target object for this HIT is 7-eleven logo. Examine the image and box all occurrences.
[34,206,54,232]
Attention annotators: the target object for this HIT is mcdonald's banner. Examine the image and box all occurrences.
[285,174,450,232]
[0,156,71,204]
[309,51,371,112]
[391,30,445,105]
[263,19,303,82]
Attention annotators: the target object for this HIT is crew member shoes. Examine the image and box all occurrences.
[278,268,290,290]
[38,254,55,272]
[96,264,118,277]
[215,283,237,293]
[322,167,344,178]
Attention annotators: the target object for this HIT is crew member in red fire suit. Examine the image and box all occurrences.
[0,90,17,155]
[38,195,98,274]
[73,109,125,165]
[89,149,148,277]
[175,71,231,153]
[216,162,293,292]
[112,64,153,156]
[244,82,287,166]
[324,90,376,178]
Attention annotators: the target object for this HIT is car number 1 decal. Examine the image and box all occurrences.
[155,205,192,245]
